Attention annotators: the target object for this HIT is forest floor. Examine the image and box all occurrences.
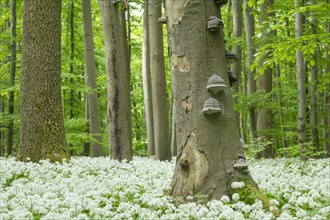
[0,156,329,219]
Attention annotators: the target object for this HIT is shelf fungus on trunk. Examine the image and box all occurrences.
[207,16,223,32]
[158,16,167,24]
[214,0,228,7]
[202,97,221,116]
[206,74,227,94]
[225,51,238,64]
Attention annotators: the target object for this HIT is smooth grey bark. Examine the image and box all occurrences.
[256,0,275,159]
[82,0,104,157]
[119,6,133,152]
[83,97,90,156]
[0,98,4,156]
[142,0,155,156]
[149,0,171,161]
[231,0,243,137]
[69,1,75,119]
[166,0,258,201]
[244,0,257,142]
[98,0,132,161]
[7,0,16,156]
[18,0,70,163]
[310,0,319,150]
[324,9,330,158]
[295,0,307,156]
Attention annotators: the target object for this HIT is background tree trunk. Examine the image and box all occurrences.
[18,0,70,163]
[166,0,258,202]
[256,0,275,158]
[142,0,155,156]
[295,0,307,156]
[244,0,257,143]
[7,0,16,156]
[69,0,75,119]
[149,0,171,161]
[310,0,319,151]
[98,0,132,161]
[231,0,243,137]
[82,0,104,157]
[324,8,330,158]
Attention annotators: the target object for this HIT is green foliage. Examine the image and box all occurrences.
[245,138,274,158]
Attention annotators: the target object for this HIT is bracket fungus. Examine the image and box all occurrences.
[225,51,238,64]
[207,16,223,32]
[202,97,221,116]
[158,16,167,24]
[233,158,249,170]
[214,0,228,7]
[206,74,227,94]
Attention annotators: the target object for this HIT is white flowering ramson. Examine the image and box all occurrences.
[231,181,245,189]
[0,157,329,219]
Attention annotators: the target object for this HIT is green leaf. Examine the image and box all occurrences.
[309,59,315,67]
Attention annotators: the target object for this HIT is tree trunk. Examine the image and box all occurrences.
[231,0,243,137]
[310,0,319,151]
[7,0,16,156]
[256,0,275,159]
[324,8,330,158]
[275,64,288,149]
[142,0,155,156]
[166,0,260,203]
[244,0,257,143]
[18,0,70,163]
[149,0,171,161]
[69,1,75,119]
[295,0,307,157]
[0,98,4,156]
[82,0,104,157]
[83,97,90,156]
[98,0,132,161]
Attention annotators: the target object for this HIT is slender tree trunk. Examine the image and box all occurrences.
[7,0,16,156]
[83,97,90,156]
[82,0,104,157]
[149,0,171,161]
[324,7,330,157]
[69,1,75,119]
[98,0,132,161]
[142,0,155,156]
[0,98,4,156]
[275,64,288,149]
[256,0,275,159]
[244,0,257,143]
[295,0,307,157]
[18,0,70,163]
[119,6,133,153]
[231,0,243,137]
[310,0,319,151]
[165,0,261,205]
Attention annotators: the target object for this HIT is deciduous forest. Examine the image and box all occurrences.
[0,0,329,219]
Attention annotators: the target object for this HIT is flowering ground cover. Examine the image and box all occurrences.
[0,156,329,219]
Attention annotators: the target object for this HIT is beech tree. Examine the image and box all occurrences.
[18,0,70,162]
[98,0,132,161]
[149,0,171,161]
[82,0,104,157]
[295,0,307,156]
[165,0,267,206]
[256,0,275,159]
[142,0,155,156]
[244,0,257,142]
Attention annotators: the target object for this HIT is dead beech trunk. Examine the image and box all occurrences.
[166,0,259,202]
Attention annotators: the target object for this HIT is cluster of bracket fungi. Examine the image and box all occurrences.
[203,14,239,117]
